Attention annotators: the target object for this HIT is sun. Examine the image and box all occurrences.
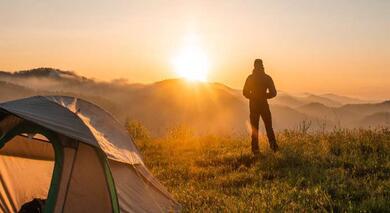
[172,35,209,82]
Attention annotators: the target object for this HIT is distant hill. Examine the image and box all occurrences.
[339,101,390,115]
[270,93,369,108]
[302,94,342,107]
[0,68,388,134]
[0,81,35,101]
[359,112,390,127]
[270,94,304,108]
[321,93,368,104]
[297,102,336,119]
[0,67,90,85]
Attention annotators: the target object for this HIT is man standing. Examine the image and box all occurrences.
[243,59,279,155]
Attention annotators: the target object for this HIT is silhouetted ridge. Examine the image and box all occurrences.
[0,68,388,133]
[0,67,89,81]
[299,102,331,110]
[304,94,341,107]
[321,93,365,104]
[153,78,236,91]
[359,112,390,127]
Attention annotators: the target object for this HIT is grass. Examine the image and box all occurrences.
[132,127,390,212]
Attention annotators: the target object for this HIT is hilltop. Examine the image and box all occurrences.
[136,128,390,211]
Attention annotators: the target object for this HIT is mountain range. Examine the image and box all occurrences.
[0,68,388,135]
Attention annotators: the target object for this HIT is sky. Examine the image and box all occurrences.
[0,0,389,99]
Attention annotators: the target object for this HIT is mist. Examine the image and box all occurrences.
[0,68,389,136]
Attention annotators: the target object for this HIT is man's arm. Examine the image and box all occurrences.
[266,77,277,99]
[243,76,252,99]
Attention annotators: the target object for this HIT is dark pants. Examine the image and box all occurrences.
[249,100,276,152]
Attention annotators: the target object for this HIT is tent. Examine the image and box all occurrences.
[0,96,180,213]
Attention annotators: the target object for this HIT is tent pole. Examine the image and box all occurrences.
[97,150,120,213]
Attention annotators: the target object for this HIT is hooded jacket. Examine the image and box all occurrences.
[243,70,277,101]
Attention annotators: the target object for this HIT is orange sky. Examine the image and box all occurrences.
[0,0,389,99]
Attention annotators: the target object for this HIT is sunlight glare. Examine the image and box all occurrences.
[172,34,209,82]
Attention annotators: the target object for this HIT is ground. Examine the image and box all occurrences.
[132,126,390,212]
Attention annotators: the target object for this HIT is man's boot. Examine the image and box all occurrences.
[269,140,279,152]
[251,138,260,155]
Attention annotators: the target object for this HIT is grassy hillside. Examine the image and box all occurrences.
[132,127,389,212]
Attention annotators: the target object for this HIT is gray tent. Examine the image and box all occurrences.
[0,96,179,213]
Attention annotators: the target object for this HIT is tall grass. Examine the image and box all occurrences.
[129,124,390,212]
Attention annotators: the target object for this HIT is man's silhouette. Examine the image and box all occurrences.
[243,59,279,155]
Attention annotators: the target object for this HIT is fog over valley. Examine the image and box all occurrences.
[1,68,388,135]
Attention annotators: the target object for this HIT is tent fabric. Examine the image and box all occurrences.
[0,97,97,146]
[109,160,180,213]
[47,96,143,165]
[62,143,113,213]
[53,147,76,213]
[0,96,142,165]
[0,136,54,212]
[0,156,54,212]
[0,96,180,212]
[0,135,54,161]
[0,116,22,138]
